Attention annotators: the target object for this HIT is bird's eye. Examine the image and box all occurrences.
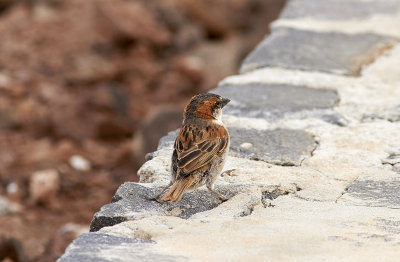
[215,101,221,107]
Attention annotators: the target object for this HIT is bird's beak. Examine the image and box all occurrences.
[220,98,230,108]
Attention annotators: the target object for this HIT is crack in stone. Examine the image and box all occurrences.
[334,187,349,204]
[300,137,319,166]
[310,137,320,157]
[352,42,397,76]
[294,194,327,202]
[335,173,364,204]
[261,185,302,208]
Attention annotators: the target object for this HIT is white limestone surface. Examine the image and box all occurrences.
[100,195,400,262]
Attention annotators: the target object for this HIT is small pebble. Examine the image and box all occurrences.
[69,155,91,171]
[240,142,253,150]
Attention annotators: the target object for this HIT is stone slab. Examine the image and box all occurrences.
[339,177,400,209]
[280,0,400,20]
[213,83,339,120]
[157,126,317,166]
[228,127,317,166]
[58,232,185,262]
[90,182,247,232]
[240,27,396,75]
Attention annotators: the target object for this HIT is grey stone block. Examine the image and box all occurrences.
[340,178,400,208]
[240,27,397,75]
[214,83,339,120]
[281,0,400,20]
[58,232,185,262]
[228,127,317,166]
[157,127,317,166]
[90,182,243,232]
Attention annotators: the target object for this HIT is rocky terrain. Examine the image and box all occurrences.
[0,0,286,261]
[60,0,400,261]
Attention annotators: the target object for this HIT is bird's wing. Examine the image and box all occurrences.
[174,124,229,177]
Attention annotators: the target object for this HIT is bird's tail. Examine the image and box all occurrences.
[162,178,194,202]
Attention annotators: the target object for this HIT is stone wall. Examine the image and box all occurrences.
[59,0,400,261]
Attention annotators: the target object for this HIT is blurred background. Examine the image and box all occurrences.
[0,0,286,261]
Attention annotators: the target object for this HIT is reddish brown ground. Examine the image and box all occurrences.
[0,0,286,261]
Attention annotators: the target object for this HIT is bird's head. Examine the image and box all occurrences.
[184,93,230,123]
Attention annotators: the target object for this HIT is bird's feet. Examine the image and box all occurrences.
[147,183,172,203]
[207,186,228,203]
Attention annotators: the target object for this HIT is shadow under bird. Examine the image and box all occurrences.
[153,93,231,202]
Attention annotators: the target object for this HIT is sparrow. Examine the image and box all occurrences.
[153,93,230,202]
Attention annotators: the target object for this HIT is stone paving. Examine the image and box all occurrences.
[59,0,400,261]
